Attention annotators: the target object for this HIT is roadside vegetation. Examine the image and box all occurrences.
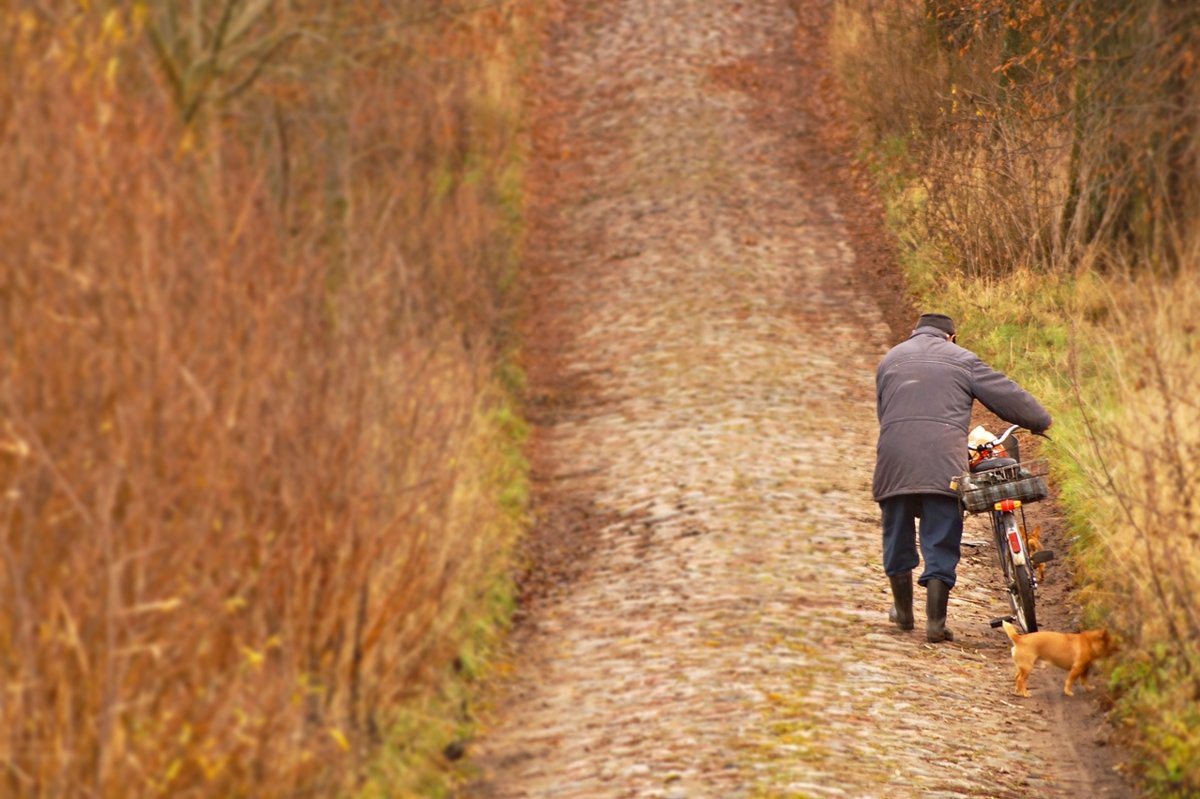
[830,1,1199,794]
[0,1,538,796]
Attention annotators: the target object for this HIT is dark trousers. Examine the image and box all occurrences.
[880,494,964,589]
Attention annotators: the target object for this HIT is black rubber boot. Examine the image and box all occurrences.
[887,572,914,631]
[925,578,955,643]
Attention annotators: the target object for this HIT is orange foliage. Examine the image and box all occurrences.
[0,1,532,795]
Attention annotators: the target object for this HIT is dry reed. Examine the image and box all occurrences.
[0,2,533,795]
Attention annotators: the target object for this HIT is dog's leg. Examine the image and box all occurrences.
[1016,667,1032,698]
[1064,664,1087,696]
[1075,663,1092,692]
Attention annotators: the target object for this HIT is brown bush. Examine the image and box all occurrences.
[0,2,532,795]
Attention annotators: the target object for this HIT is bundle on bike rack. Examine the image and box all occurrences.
[955,459,1050,513]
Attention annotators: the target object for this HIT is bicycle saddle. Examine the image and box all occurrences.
[970,457,1018,473]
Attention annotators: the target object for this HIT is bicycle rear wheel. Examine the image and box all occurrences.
[1000,513,1038,632]
[991,512,1012,580]
[1010,562,1037,633]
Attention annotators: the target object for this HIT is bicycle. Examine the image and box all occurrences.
[951,425,1055,633]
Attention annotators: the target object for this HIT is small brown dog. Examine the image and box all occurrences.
[1025,524,1046,581]
[1002,620,1116,697]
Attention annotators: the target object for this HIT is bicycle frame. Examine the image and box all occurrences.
[992,500,1029,572]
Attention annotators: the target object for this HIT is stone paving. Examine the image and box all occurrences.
[462,1,1134,797]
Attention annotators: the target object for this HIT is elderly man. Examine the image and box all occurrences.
[873,313,1052,643]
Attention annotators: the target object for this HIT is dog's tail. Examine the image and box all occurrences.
[1001,620,1022,644]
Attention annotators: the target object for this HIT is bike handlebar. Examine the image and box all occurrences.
[968,424,1051,454]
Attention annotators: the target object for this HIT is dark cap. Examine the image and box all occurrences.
[917,313,956,336]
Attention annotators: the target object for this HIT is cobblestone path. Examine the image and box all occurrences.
[463,1,1133,797]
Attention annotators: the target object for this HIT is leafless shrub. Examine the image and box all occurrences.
[833,0,1199,279]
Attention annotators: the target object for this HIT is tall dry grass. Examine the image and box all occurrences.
[832,1,1200,792]
[0,2,533,795]
[1070,281,1200,653]
[1060,270,1200,792]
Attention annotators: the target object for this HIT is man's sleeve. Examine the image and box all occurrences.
[969,356,1053,433]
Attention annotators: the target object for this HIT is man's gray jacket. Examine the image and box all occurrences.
[872,325,1053,502]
